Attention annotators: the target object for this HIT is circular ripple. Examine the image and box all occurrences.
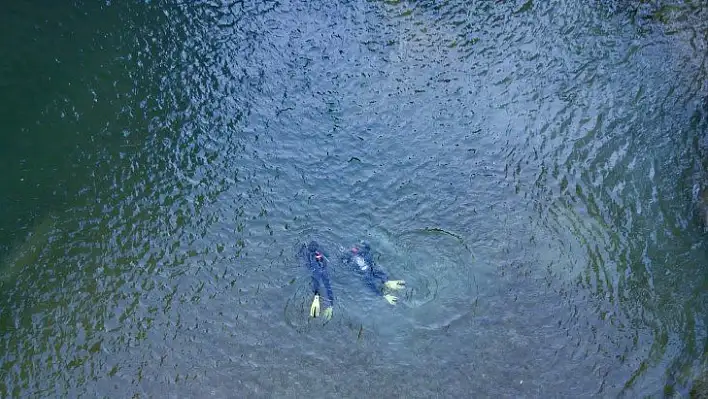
[393,228,479,330]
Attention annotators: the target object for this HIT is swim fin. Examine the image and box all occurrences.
[310,294,321,318]
[384,294,398,305]
[322,306,333,321]
[384,280,406,290]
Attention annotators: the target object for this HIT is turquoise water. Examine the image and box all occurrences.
[1,0,707,396]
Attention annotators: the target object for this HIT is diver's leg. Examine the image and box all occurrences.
[369,268,403,304]
[364,274,386,295]
[361,245,404,291]
[319,266,334,320]
[369,276,398,304]
[300,243,321,317]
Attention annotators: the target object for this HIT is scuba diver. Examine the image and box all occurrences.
[342,241,406,305]
[299,241,334,320]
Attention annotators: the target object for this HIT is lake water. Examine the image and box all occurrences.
[1,0,707,397]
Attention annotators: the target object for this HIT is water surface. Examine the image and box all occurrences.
[1,0,707,396]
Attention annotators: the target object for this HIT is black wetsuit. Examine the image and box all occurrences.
[342,242,389,295]
[299,241,334,308]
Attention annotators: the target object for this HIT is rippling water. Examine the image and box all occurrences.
[1,0,707,396]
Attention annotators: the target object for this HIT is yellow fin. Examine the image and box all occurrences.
[384,294,398,305]
[310,294,321,317]
[384,280,406,290]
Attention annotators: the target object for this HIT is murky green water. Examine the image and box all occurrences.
[1,0,707,397]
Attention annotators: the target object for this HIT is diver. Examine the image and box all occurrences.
[299,241,334,320]
[342,241,405,305]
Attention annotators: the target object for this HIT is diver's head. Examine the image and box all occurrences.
[307,241,319,252]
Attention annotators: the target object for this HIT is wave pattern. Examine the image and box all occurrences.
[0,0,706,397]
